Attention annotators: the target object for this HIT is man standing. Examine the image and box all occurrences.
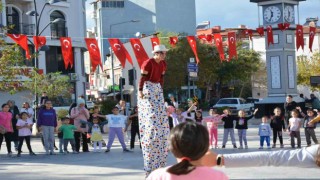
[284,95,297,128]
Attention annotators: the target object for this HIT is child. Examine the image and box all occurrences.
[235,108,258,149]
[221,109,237,149]
[147,122,228,180]
[288,109,302,148]
[85,118,108,152]
[258,116,272,149]
[58,117,79,154]
[16,112,36,157]
[95,106,130,152]
[166,106,176,129]
[298,107,319,147]
[202,109,223,149]
[270,107,285,148]
[127,106,141,150]
[194,110,203,124]
[171,108,187,127]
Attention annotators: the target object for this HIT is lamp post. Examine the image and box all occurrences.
[25,0,63,118]
[109,19,139,100]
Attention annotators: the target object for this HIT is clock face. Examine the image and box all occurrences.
[284,5,294,22]
[264,6,281,23]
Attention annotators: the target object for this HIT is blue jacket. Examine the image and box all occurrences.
[258,123,271,136]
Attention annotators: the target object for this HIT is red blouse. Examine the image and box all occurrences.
[139,58,166,90]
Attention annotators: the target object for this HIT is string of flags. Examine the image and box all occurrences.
[6,24,316,72]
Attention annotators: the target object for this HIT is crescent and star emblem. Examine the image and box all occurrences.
[113,43,121,51]
[63,39,70,48]
[134,44,140,51]
[173,39,177,43]
[230,37,235,43]
[153,41,158,45]
[298,29,302,36]
[89,43,97,51]
[13,34,20,38]
[310,31,314,37]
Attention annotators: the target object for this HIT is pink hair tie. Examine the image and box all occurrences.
[180,157,191,161]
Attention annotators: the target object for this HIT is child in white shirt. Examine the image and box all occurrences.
[16,112,36,157]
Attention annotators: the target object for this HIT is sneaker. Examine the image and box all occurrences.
[245,145,248,149]
[123,148,132,152]
[259,147,263,149]
[267,146,271,149]
[105,149,110,153]
[297,146,301,148]
[233,145,237,149]
[272,144,276,148]
[222,145,226,148]
[238,146,243,149]
[280,144,284,148]
[29,152,36,156]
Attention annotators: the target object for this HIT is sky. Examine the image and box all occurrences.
[86,0,320,29]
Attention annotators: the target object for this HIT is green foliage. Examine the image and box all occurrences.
[297,53,320,91]
[97,99,118,115]
[56,109,69,119]
[23,70,70,99]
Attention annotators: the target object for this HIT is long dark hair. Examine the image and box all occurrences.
[167,122,209,175]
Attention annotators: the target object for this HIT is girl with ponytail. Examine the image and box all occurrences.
[147,122,228,180]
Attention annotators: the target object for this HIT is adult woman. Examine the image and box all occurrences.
[7,100,20,151]
[70,98,90,152]
[20,102,34,122]
[138,44,170,176]
[0,104,13,155]
[37,100,57,155]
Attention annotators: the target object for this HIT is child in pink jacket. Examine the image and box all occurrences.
[202,109,224,149]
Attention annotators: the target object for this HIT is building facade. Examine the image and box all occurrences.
[0,0,87,106]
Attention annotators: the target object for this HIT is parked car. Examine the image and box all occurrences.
[212,98,254,115]
[86,101,95,109]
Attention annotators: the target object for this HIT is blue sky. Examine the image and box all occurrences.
[86,0,320,29]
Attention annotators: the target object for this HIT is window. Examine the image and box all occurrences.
[102,0,124,8]
[6,6,20,34]
[50,11,67,39]
[45,46,74,74]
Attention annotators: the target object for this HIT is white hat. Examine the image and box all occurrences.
[152,44,168,54]
[77,98,85,105]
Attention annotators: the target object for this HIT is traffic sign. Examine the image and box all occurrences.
[187,63,198,72]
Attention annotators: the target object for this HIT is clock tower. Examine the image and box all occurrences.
[250,0,306,116]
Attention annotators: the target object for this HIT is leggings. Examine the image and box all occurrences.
[0,133,12,153]
[18,136,33,153]
[272,130,283,145]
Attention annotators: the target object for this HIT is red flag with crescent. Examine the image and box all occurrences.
[206,34,213,43]
[109,38,133,68]
[187,36,200,64]
[228,32,237,61]
[7,34,31,59]
[244,29,253,41]
[296,24,304,51]
[33,36,46,51]
[169,36,178,47]
[60,37,74,69]
[130,38,149,68]
[150,37,160,50]
[197,34,213,43]
[213,34,225,61]
[266,25,274,46]
[309,26,316,52]
[256,27,264,37]
[278,23,290,31]
[85,38,103,72]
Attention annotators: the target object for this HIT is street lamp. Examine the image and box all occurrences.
[109,19,140,100]
[25,0,62,118]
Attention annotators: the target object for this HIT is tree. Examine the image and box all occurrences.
[297,53,320,91]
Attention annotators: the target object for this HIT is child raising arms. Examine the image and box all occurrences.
[147,122,228,180]
[202,109,223,149]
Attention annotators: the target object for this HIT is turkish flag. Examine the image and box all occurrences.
[187,36,200,64]
[266,25,274,46]
[213,34,225,61]
[60,37,74,69]
[7,34,31,59]
[130,38,149,68]
[169,36,178,47]
[256,27,264,37]
[206,34,213,43]
[296,24,304,51]
[309,26,316,52]
[228,32,237,61]
[278,23,290,31]
[150,37,160,50]
[197,34,207,43]
[244,29,253,41]
[37,69,44,75]
[109,38,133,68]
[198,34,213,43]
[85,38,103,72]
[33,36,46,51]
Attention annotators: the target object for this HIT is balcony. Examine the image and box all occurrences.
[7,23,35,35]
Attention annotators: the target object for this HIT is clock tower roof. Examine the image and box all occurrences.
[250,0,305,2]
